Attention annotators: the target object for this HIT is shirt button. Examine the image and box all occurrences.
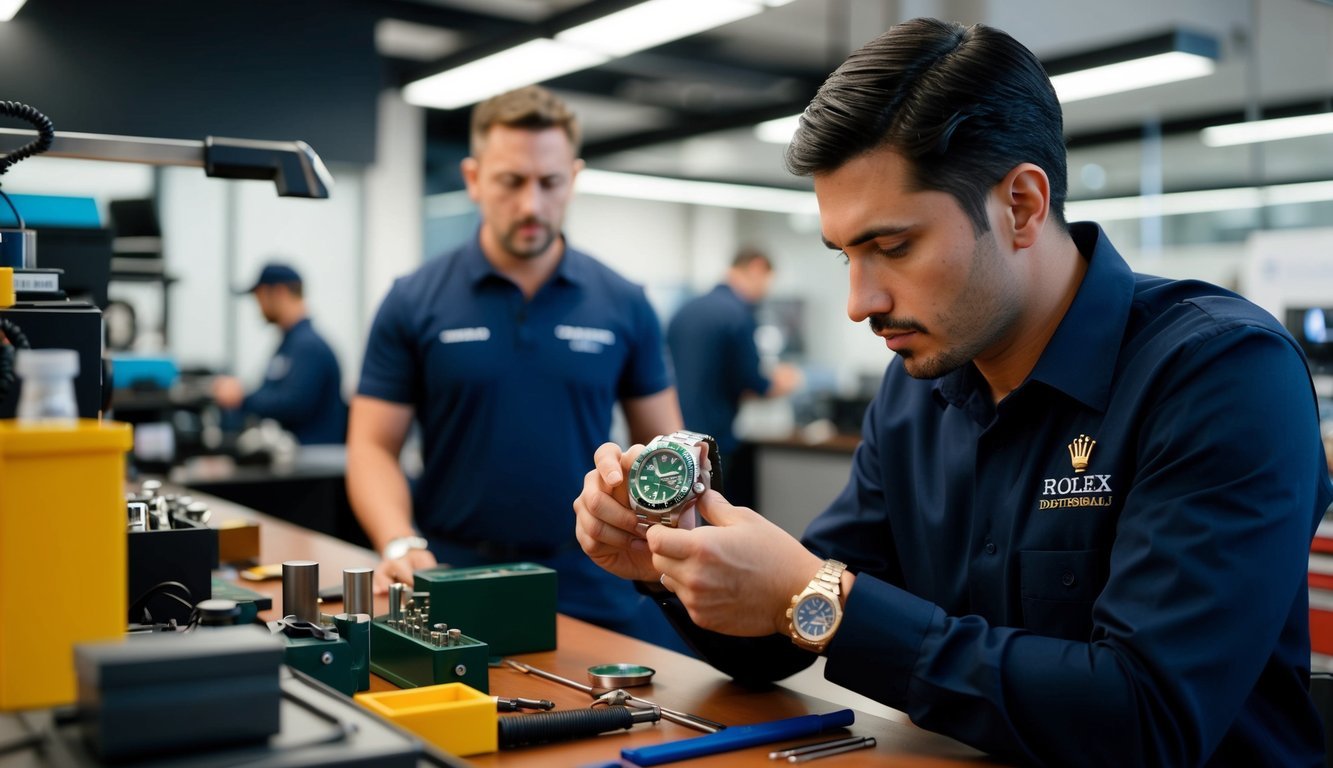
[1061,571,1077,587]
[984,541,997,555]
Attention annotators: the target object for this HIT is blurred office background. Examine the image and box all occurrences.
[2,0,1332,515]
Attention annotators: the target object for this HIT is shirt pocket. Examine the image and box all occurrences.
[1019,548,1106,641]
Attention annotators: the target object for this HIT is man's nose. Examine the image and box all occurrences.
[846,257,891,323]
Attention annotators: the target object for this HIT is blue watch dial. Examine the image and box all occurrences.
[794,594,838,640]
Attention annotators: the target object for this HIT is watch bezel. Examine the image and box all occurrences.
[628,441,698,512]
[791,591,841,644]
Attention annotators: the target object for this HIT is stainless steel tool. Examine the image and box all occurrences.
[504,659,726,734]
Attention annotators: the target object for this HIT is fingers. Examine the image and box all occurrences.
[373,550,438,594]
[694,490,755,527]
[593,442,629,486]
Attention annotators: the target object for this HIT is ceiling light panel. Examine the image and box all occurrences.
[0,0,26,22]
[404,39,609,110]
[556,0,765,58]
[1201,112,1333,146]
[1051,51,1216,103]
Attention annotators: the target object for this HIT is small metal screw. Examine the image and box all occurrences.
[454,664,467,676]
[321,651,334,665]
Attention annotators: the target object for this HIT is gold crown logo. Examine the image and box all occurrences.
[1068,434,1095,473]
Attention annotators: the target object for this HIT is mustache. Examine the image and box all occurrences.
[868,315,927,335]
[512,216,549,231]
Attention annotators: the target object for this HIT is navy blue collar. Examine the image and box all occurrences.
[459,229,586,289]
[283,316,312,338]
[935,222,1134,414]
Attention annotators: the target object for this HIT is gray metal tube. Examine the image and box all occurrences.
[343,567,374,617]
[282,560,320,624]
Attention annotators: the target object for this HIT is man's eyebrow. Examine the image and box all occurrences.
[822,226,912,251]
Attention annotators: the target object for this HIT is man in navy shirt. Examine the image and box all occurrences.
[213,262,347,445]
[575,18,1332,766]
[348,86,686,650]
[667,248,801,508]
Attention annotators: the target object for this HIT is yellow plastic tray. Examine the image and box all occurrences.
[355,681,496,756]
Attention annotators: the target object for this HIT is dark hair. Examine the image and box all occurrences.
[731,246,773,271]
[470,85,581,156]
[786,18,1067,233]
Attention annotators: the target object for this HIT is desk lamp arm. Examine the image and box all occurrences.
[0,128,333,199]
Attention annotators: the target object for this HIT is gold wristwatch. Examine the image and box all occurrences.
[787,559,846,652]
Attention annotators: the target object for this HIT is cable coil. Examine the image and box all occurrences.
[0,101,54,176]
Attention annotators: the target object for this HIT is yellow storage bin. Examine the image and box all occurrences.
[355,681,497,756]
[0,419,132,711]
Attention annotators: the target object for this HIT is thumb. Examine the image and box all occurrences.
[695,490,757,527]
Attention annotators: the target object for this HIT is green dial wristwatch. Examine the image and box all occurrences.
[628,430,723,529]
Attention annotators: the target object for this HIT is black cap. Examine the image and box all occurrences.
[237,262,302,294]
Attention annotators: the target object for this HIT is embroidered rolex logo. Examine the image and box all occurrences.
[1068,434,1096,474]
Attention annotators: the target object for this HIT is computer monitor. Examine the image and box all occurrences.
[1286,307,1333,374]
[33,227,113,308]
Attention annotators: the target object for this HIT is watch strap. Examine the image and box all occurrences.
[668,430,724,496]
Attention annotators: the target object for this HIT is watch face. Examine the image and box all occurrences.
[793,593,839,642]
[629,444,697,511]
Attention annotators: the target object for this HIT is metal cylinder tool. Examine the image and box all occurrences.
[388,582,406,625]
[343,567,374,616]
[497,705,659,748]
[282,560,320,624]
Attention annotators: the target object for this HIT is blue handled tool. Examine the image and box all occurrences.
[620,709,855,766]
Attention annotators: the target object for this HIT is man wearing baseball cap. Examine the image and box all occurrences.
[212,261,347,444]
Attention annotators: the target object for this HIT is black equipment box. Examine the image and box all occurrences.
[75,627,283,762]
[0,664,468,767]
[128,514,218,625]
[0,301,104,419]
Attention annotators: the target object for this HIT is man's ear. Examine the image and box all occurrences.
[996,163,1050,250]
[460,156,480,201]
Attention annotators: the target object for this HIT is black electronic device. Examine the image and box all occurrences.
[27,227,113,308]
[1286,307,1333,374]
[0,300,103,419]
[126,486,220,626]
[0,665,466,767]
[76,627,284,762]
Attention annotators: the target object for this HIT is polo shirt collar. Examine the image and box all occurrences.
[460,229,586,288]
[934,222,1135,414]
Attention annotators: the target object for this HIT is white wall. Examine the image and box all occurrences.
[1242,228,1333,324]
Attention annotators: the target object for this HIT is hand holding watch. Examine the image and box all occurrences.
[627,430,723,529]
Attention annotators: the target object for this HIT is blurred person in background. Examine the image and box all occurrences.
[667,247,802,508]
[212,262,347,445]
[346,85,688,652]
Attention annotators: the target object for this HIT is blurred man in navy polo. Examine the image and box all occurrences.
[347,85,689,652]
[212,262,348,444]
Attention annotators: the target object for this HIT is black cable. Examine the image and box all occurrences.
[127,580,194,626]
[0,187,22,228]
[0,101,55,176]
[0,317,31,404]
[222,681,357,767]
